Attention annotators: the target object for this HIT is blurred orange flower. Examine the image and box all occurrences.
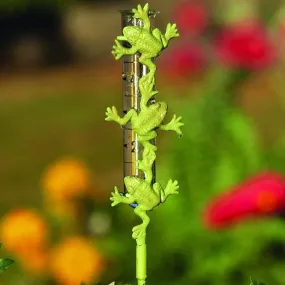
[49,236,105,285]
[42,158,93,204]
[17,248,48,276]
[0,209,48,255]
[45,200,79,220]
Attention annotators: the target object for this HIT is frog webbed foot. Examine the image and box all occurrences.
[164,179,179,198]
[106,107,137,126]
[132,4,150,31]
[165,23,179,42]
[110,186,124,206]
[132,223,147,239]
[112,39,138,59]
[105,106,121,123]
[132,207,150,239]
[110,186,135,206]
[160,114,184,136]
[111,40,125,60]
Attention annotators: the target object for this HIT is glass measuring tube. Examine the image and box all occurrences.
[120,9,159,192]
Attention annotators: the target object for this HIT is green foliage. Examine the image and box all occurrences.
[0,243,14,273]
[250,278,266,285]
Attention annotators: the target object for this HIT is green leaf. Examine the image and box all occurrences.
[0,258,14,273]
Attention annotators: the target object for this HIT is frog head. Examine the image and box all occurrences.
[123,26,141,46]
[124,176,141,194]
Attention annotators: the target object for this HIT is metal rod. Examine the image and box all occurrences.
[120,10,158,192]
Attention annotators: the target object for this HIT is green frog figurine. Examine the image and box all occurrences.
[110,176,179,238]
[105,102,183,151]
[112,3,179,75]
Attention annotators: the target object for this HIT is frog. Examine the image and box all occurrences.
[112,3,179,75]
[105,102,183,151]
[110,176,179,239]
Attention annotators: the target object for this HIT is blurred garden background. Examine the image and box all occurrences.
[0,0,285,284]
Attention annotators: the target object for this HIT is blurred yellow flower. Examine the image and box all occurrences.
[42,158,92,204]
[49,236,105,285]
[0,209,48,255]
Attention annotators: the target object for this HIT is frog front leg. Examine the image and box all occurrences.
[112,39,139,60]
[159,114,184,136]
[132,206,150,239]
[105,106,137,126]
[153,24,179,49]
[153,180,179,204]
[110,186,136,207]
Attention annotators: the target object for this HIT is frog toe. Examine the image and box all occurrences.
[132,225,146,239]
[117,35,127,41]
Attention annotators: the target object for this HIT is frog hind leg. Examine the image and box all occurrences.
[137,148,156,184]
[139,55,156,77]
[153,180,179,204]
[132,3,151,32]
[132,206,150,239]
[153,182,165,203]
[138,130,157,151]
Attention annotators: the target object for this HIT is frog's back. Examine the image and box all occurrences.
[136,102,167,135]
[136,183,160,211]
[139,30,162,57]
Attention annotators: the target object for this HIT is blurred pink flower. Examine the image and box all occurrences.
[159,43,207,78]
[215,21,276,70]
[203,172,285,230]
[172,1,208,36]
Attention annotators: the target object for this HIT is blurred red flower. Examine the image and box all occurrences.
[215,21,276,70]
[159,43,206,78]
[203,172,285,230]
[275,23,285,58]
[172,1,208,36]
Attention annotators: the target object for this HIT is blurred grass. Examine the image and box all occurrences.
[0,81,123,214]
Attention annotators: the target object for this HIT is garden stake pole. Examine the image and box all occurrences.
[106,4,183,285]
